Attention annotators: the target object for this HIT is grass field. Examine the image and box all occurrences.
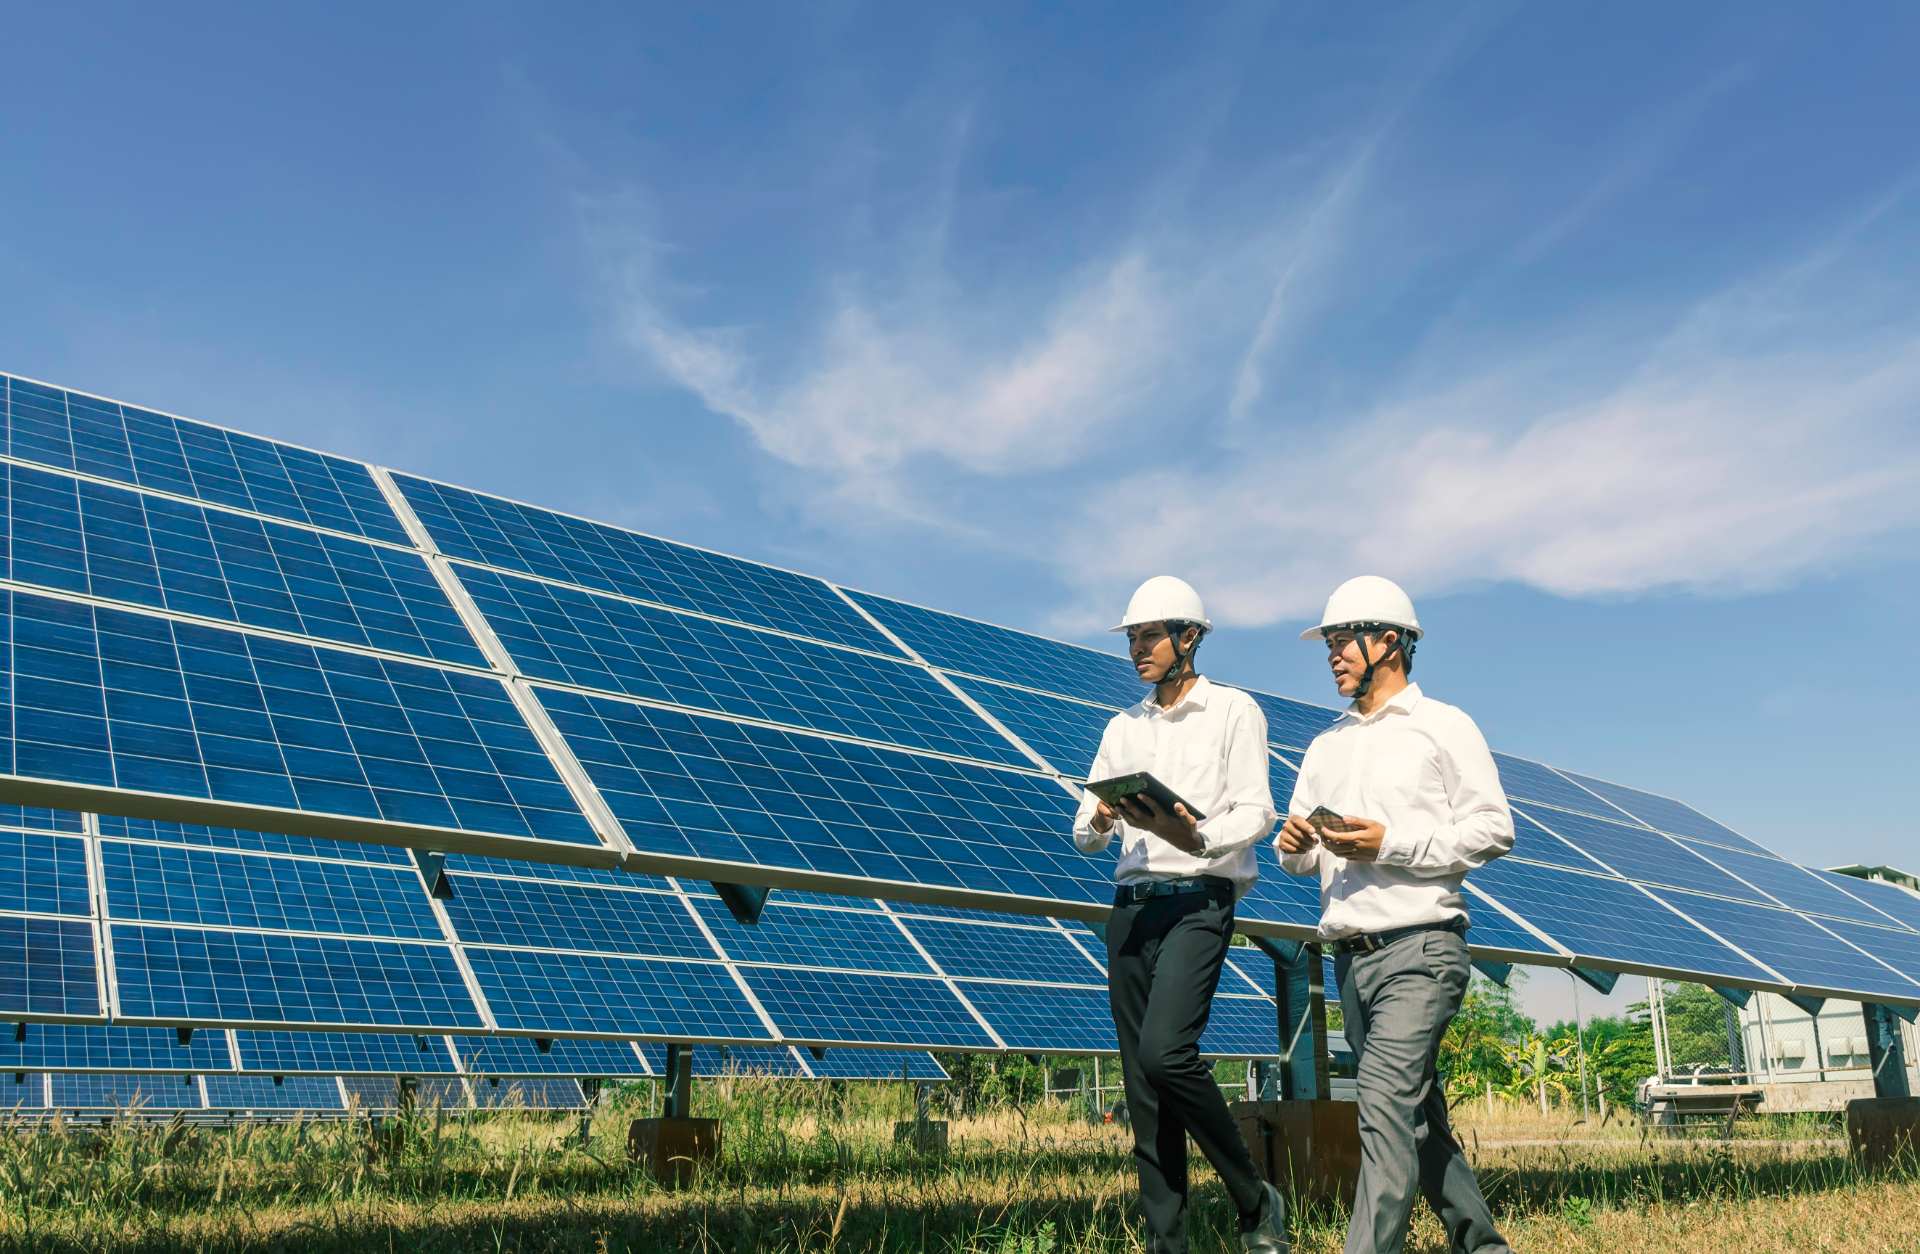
[1,1078,1911,1252]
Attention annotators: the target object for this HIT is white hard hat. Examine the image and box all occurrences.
[1300,575,1422,641]
[1110,575,1212,633]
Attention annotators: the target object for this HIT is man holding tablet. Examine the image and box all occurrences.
[1073,575,1288,1254]
[1276,576,1512,1254]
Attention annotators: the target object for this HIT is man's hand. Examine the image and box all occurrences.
[1115,794,1202,854]
[1275,814,1319,855]
[1320,816,1387,862]
[1089,800,1119,835]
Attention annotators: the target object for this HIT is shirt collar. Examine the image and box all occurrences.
[1341,681,1422,724]
[1137,674,1213,717]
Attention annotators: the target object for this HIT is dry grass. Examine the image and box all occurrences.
[0,1081,1909,1252]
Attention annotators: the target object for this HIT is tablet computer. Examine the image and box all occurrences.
[1085,772,1207,823]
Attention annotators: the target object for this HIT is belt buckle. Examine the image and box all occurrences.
[1127,883,1153,903]
[1353,932,1381,955]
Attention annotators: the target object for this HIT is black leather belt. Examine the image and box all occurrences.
[1331,919,1464,956]
[1113,876,1234,906]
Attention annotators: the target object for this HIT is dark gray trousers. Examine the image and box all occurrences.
[1107,884,1267,1254]
[1335,928,1509,1254]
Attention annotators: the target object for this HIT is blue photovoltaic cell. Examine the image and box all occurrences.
[341,1076,404,1109]
[394,474,897,655]
[742,966,996,1048]
[2,1075,46,1108]
[0,831,90,917]
[1556,770,1770,852]
[951,676,1112,774]
[847,591,1144,707]
[100,815,414,866]
[442,853,637,886]
[1219,949,1273,996]
[466,1077,587,1109]
[112,927,481,1028]
[904,918,1105,986]
[51,1073,200,1109]
[460,565,1027,766]
[100,842,441,940]
[444,873,716,960]
[1455,889,1564,959]
[0,916,99,1017]
[1499,809,1597,871]
[0,806,84,832]
[1490,753,1624,820]
[1837,925,1920,997]
[692,898,930,975]
[204,1074,344,1109]
[1814,873,1920,931]
[1678,845,1897,926]
[235,1030,457,1074]
[0,590,596,847]
[1647,889,1919,1001]
[1514,804,1765,902]
[1462,857,1769,984]
[957,981,1115,1051]
[0,1025,231,1072]
[540,688,1103,906]
[1201,996,1282,1057]
[466,948,769,1039]
[1238,861,1327,933]
[1245,690,1343,751]
[1,462,482,666]
[453,1035,649,1077]
[1,376,409,545]
[639,1043,806,1078]
[804,1049,949,1081]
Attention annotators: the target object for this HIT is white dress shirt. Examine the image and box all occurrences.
[1278,682,1514,939]
[1072,676,1278,899]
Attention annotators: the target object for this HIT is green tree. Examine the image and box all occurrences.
[1439,972,1535,1104]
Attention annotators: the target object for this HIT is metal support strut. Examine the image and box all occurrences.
[662,1042,694,1118]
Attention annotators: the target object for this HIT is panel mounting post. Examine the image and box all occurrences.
[535,1037,554,1054]
[1867,1004,1912,1099]
[1254,937,1328,1101]
[12,1023,24,1044]
[662,1042,694,1118]
[712,882,771,925]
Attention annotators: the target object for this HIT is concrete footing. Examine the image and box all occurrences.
[1847,1097,1920,1171]
[1231,1099,1361,1207]
[628,1116,721,1186]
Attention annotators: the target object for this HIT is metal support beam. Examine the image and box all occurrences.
[1263,940,1329,1101]
[1867,1004,1912,1099]
[1710,985,1752,1008]
[175,1026,194,1046]
[1471,959,1513,986]
[662,1042,694,1118]
[1570,967,1618,995]
[713,882,772,925]
[411,849,453,899]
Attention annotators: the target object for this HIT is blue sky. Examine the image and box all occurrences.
[5,6,1919,1026]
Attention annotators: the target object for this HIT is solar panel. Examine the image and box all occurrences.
[100,841,442,940]
[1647,889,1918,1003]
[1556,770,1770,851]
[0,915,99,1018]
[459,564,1027,766]
[100,815,413,865]
[1462,858,1771,986]
[948,676,1112,774]
[394,475,898,655]
[452,1034,649,1078]
[0,589,601,856]
[442,872,718,960]
[0,1024,231,1072]
[1,376,410,545]
[1513,803,1766,902]
[904,918,1106,986]
[692,898,932,975]
[204,1074,345,1110]
[801,1048,949,1080]
[0,830,90,916]
[735,966,995,1049]
[1817,873,1920,931]
[1244,690,1343,751]
[845,591,1143,707]
[1490,752,1626,820]
[0,461,483,666]
[1676,845,1900,926]
[955,982,1114,1052]
[50,1072,201,1110]
[235,1030,458,1074]
[0,806,85,832]
[110,926,482,1029]
[464,1076,587,1109]
[462,947,768,1040]
[1200,995,1285,1057]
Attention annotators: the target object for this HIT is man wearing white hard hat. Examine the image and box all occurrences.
[1073,576,1288,1254]
[1275,576,1512,1254]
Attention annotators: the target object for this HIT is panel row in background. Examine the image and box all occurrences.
[0,1021,946,1081]
[0,1072,592,1116]
[4,375,1914,1011]
[1,809,1292,1055]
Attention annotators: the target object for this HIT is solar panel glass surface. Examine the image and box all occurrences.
[903,918,1104,985]
[737,966,995,1048]
[460,564,1026,765]
[395,475,897,654]
[0,1024,231,1072]
[1514,804,1766,901]
[110,927,481,1028]
[803,1048,950,1080]
[845,592,1143,707]
[100,842,441,939]
[99,816,414,865]
[1556,771,1770,851]
[50,1072,200,1109]
[1,376,410,545]
[463,947,767,1039]
[442,873,717,960]
[1490,753,1623,819]
[1646,888,1919,1002]
[954,982,1115,1052]
[235,1030,458,1074]
[452,1035,649,1077]
[0,590,597,849]
[1244,690,1343,751]
[1,462,481,665]
[0,915,99,1017]
[0,830,89,916]
[690,898,932,974]
[948,676,1111,773]
[204,1074,344,1109]
[1677,846,1899,926]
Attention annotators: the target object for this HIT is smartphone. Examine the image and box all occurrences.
[1085,772,1208,823]
[1306,805,1359,835]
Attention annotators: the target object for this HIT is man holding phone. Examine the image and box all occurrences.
[1073,576,1288,1254]
[1276,576,1512,1254]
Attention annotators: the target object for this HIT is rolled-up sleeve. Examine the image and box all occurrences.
[1073,724,1119,854]
[1193,696,1278,859]
[1375,711,1514,877]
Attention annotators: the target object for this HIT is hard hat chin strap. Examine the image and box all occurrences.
[1350,625,1407,698]
[1160,620,1204,685]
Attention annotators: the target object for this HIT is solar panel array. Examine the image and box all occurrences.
[1,370,1916,1028]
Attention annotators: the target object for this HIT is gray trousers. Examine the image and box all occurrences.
[1335,928,1509,1254]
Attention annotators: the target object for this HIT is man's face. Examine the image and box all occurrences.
[1324,628,1395,698]
[1125,622,1180,684]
